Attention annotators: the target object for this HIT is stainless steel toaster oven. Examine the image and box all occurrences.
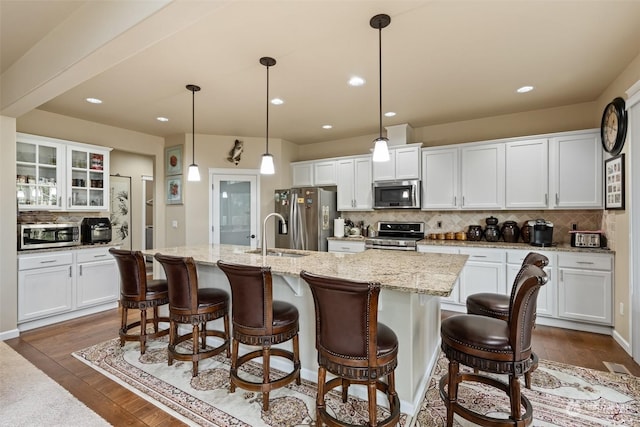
[18,223,81,250]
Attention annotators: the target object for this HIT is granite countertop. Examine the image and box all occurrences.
[144,244,468,297]
[416,239,613,254]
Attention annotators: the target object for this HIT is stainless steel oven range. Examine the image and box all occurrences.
[365,221,425,251]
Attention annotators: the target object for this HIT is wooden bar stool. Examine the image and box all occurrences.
[109,248,169,355]
[155,254,230,377]
[440,263,547,426]
[300,270,400,427]
[217,261,301,412]
[466,252,548,388]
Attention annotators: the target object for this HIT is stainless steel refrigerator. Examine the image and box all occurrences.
[274,187,337,252]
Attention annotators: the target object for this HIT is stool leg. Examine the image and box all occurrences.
[120,306,128,347]
[200,322,207,349]
[387,371,398,414]
[293,333,301,385]
[230,338,239,393]
[140,307,147,354]
[262,346,270,411]
[446,360,459,427]
[223,314,230,357]
[152,306,159,333]
[509,374,522,422]
[192,324,199,377]
[341,379,349,403]
[316,366,327,419]
[168,320,176,366]
[367,380,378,427]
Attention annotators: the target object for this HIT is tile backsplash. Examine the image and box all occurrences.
[340,209,604,244]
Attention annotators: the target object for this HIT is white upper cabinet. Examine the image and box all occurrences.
[505,138,549,209]
[549,131,602,209]
[313,160,337,186]
[422,147,459,210]
[372,144,422,181]
[291,161,314,187]
[336,155,372,211]
[17,133,110,211]
[460,143,505,209]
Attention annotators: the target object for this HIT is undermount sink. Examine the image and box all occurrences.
[246,249,309,258]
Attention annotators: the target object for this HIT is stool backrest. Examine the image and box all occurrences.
[217,261,271,332]
[109,248,147,300]
[300,270,380,362]
[508,263,548,360]
[521,252,549,269]
[154,254,199,311]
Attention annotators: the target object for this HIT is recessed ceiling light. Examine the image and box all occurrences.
[156,117,169,122]
[516,85,534,93]
[85,97,103,104]
[384,111,396,117]
[348,76,365,87]
[271,98,284,105]
[322,125,333,129]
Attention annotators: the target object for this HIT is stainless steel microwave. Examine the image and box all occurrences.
[18,223,81,250]
[373,179,421,209]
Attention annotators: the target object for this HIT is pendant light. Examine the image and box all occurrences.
[186,84,201,181]
[260,56,276,175]
[370,14,391,163]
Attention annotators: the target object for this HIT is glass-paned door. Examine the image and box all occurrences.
[211,172,258,248]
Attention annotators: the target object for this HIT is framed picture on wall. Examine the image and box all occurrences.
[605,154,625,210]
[110,174,131,249]
[166,176,183,205]
[165,145,182,176]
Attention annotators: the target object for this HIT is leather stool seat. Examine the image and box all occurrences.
[110,249,170,355]
[440,264,548,427]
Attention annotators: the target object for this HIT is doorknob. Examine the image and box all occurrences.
[246,234,256,239]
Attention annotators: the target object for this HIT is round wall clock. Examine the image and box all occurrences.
[600,97,628,156]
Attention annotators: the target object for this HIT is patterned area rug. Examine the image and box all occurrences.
[72,337,409,427]
[416,352,640,426]
[73,337,639,427]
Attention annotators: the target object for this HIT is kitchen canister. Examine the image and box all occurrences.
[334,218,345,237]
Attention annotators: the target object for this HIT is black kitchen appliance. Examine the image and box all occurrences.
[81,217,112,244]
[529,219,553,247]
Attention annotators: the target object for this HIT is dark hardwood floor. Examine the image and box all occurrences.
[6,308,640,426]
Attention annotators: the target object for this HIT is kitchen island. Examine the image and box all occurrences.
[145,244,467,416]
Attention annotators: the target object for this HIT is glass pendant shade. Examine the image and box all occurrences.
[372,137,390,162]
[260,153,275,175]
[187,164,200,181]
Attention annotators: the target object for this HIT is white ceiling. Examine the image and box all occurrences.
[2,1,640,145]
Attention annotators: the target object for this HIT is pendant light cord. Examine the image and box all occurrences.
[378,25,383,139]
[266,64,270,155]
[191,88,196,163]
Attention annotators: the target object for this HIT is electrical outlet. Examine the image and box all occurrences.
[437,221,442,228]
[172,220,178,229]
[620,302,624,316]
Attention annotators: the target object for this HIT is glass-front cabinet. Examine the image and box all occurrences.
[16,133,110,211]
[67,146,109,210]
[16,136,65,209]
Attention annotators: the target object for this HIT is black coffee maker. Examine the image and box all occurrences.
[529,219,553,247]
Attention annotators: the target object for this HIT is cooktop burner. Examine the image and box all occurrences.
[365,221,425,250]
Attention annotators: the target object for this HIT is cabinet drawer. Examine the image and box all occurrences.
[459,248,505,263]
[328,240,365,253]
[557,253,612,270]
[506,249,555,266]
[18,252,73,270]
[76,246,114,263]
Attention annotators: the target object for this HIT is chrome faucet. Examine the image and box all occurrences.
[262,212,287,256]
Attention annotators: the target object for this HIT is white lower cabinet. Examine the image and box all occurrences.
[76,247,119,308]
[557,252,612,325]
[418,245,613,331]
[18,252,73,321]
[327,239,365,254]
[18,246,119,328]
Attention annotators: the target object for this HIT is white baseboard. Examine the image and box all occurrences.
[612,329,632,356]
[0,329,20,341]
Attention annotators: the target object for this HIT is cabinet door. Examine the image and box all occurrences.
[394,146,421,180]
[314,160,337,185]
[76,259,119,308]
[336,159,356,210]
[459,260,506,303]
[549,132,602,208]
[422,148,459,210]
[16,134,65,210]
[67,146,110,210]
[372,150,396,181]
[505,138,549,208]
[18,265,73,321]
[292,162,314,187]
[558,268,612,325]
[353,156,373,209]
[460,143,505,209]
